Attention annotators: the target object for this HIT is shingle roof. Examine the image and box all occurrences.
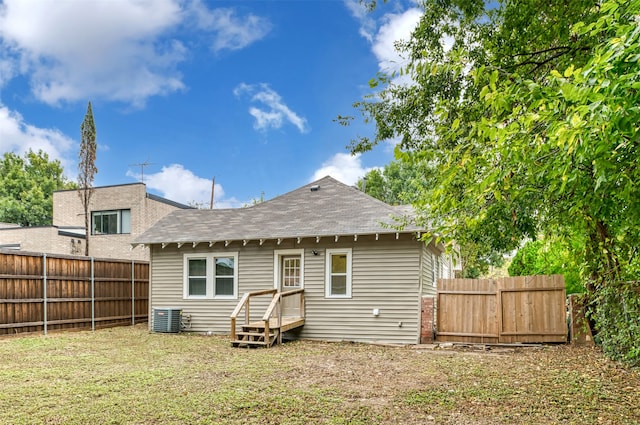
[133,176,424,245]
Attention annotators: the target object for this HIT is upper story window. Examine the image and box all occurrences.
[92,209,131,235]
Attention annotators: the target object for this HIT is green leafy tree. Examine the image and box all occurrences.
[509,238,585,294]
[358,157,501,277]
[347,0,640,364]
[358,168,386,201]
[357,156,434,205]
[0,150,76,226]
[78,102,98,256]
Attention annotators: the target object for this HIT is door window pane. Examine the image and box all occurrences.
[283,256,301,288]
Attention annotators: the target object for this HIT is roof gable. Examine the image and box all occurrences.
[134,176,423,245]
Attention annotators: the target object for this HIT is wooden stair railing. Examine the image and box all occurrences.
[230,288,305,348]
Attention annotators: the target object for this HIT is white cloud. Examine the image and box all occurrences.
[344,1,422,75]
[189,3,272,52]
[234,83,309,133]
[128,164,243,209]
[0,57,15,87]
[343,0,377,42]
[0,0,186,107]
[0,0,270,106]
[311,153,377,186]
[0,103,75,174]
[372,8,422,75]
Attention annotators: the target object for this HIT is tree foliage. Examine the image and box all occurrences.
[357,157,503,277]
[348,0,640,365]
[78,102,98,256]
[509,238,584,294]
[0,150,76,226]
[356,157,431,205]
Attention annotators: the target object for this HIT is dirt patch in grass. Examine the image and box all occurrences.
[0,325,638,424]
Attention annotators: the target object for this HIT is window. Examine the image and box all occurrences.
[92,209,131,234]
[325,248,352,298]
[183,253,238,299]
[187,258,207,297]
[282,256,301,288]
[214,256,235,296]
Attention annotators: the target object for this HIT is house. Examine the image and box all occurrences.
[0,183,191,260]
[133,176,453,344]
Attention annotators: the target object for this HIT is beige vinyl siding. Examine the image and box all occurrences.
[298,235,422,344]
[149,235,424,343]
[421,244,439,297]
[150,242,275,334]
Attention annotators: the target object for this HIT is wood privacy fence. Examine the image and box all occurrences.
[436,275,567,344]
[0,250,149,336]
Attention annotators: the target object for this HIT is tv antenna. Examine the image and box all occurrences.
[129,160,156,183]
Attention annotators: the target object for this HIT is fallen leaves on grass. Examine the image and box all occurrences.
[0,327,638,424]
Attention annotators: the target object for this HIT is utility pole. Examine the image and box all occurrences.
[210,177,215,209]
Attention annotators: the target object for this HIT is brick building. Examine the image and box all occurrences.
[0,183,191,260]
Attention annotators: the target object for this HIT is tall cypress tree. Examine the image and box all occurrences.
[78,102,97,256]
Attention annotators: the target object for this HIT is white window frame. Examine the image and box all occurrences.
[273,249,305,290]
[91,209,131,235]
[183,252,238,300]
[325,248,352,298]
[184,254,208,299]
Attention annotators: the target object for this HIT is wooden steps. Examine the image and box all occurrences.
[231,328,279,348]
[231,317,305,348]
[230,289,305,348]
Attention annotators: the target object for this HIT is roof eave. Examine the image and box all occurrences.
[132,229,428,250]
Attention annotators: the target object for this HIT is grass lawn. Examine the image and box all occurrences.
[0,325,638,424]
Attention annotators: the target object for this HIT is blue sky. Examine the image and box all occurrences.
[0,0,423,207]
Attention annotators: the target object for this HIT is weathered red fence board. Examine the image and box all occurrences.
[0,250,149,336]
[436,275,567,344]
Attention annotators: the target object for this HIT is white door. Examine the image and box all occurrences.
[278,254,302,317]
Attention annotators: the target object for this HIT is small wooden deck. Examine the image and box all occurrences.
[230,289,305,348]
[248,317,305,333]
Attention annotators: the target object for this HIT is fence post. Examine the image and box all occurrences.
[131,260,135,325]
[43,254,47,336]
[91,257,95,332]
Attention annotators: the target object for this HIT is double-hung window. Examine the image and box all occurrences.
[325,248,352,298]
[183,252,238,299]
[92,209,131,234]
[187,257,207,297]
[214,256,235,297]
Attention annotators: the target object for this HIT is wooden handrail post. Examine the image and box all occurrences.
[231,317,236,340]
[245,298,250,326]
[277,294,282,345]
